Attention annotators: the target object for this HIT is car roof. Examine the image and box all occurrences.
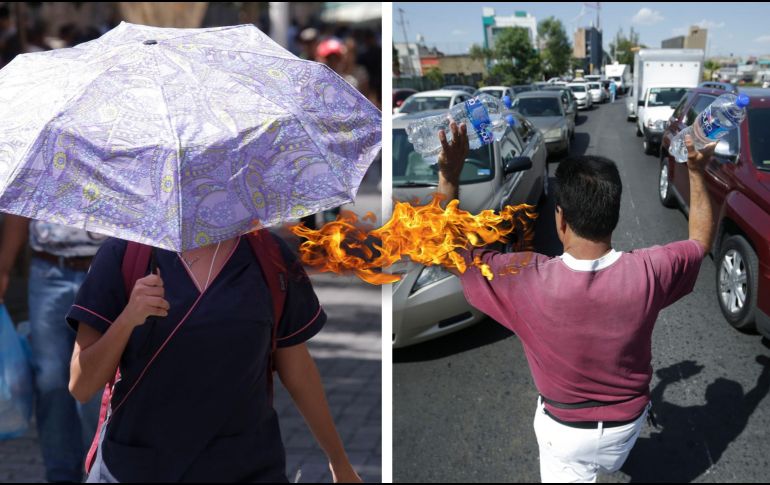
[684,87,770,107]
[478,86,508,90]
[515,90,562,99]
[408,90,467,97]
[392,109,447,128]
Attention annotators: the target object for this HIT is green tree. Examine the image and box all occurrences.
[491,27,541,84]
[424,67,444,88]
[469,44,493,64]
[538,17,572,79]
[704,59,720,81]
[609,27,646,67]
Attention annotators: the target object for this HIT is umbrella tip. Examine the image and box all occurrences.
[143,39,158,45]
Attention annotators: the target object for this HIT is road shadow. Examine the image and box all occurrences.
[621,357,770,482]
[570,132,591,157]
[575,113,588,126]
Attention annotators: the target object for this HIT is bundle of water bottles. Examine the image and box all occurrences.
[669,93,750,163]
[406,94,516,164]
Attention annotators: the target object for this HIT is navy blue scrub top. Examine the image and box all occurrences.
[66,234,326,482]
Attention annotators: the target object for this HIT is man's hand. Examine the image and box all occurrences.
[685,135,717,172]
[437,121,469,203]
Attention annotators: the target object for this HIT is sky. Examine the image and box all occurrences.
[393,2,770,59]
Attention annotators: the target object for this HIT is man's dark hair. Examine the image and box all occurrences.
[553,155,622,241]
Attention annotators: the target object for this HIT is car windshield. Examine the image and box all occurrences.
[569,85,586,93]
[399,96,452,114]
[589,83,600,90]
[647,88,688,107]
[393,129,494,185]
[512,97,563,117]
[478,89,504,98]
[610,76,621,82]
[513,86,533,94]
[748,107,770,170]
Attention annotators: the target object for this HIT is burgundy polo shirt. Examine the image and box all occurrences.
[459,240,705,422]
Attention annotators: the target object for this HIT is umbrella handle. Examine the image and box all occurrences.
[139,248,159,356]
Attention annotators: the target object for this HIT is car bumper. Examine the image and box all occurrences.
[392,268,486,348]
[545,137,568,154]
[643,127,664,145]
[576,99,589,109]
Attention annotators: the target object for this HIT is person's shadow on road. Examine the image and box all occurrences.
[621,356,770,482]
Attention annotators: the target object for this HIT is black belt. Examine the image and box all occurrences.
[542,406,643,429]
[32,251,94,272]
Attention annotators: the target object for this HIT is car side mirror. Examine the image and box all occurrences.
[504,156,533,175]
[714,139,738,161]
[638,100,645,107]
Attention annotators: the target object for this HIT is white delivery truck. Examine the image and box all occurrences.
[627,49,704,155]
[605,62,630,95]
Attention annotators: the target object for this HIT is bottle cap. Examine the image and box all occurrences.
[505,114,516,127]
[736,94,749,108]
[503,95,512,109]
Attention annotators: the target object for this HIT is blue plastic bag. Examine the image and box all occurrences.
[0,304,33,440]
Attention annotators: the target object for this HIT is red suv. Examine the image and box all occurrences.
[659,87,770,337]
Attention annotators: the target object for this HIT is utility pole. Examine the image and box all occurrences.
[397,7,413,78]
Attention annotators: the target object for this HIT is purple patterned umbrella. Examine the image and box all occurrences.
[0,22,381,251]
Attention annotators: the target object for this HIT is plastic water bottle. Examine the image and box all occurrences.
[670,93,749,163]
[406,94,515,164]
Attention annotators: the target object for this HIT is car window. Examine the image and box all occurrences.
[748,107,770,169]
[569,85,586,93]
[672,93,691,121]
[392,128,495,186]
[399,96,452,114]
[646,87,689,108]
[515,116,532,143]
[686,95,717,125]
[500,130,523,173]
[512,97,563,117]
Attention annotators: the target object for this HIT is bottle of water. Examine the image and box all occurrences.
[669,93,749,163]
[406,94,515,164]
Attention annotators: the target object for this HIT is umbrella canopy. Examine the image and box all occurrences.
[0,22,381,251]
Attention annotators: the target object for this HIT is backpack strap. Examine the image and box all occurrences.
[85,241,152,474]
[246,230,288,403]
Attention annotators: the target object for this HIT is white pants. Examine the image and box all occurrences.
[533,397,648,483]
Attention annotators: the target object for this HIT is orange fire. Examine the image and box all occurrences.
[289,194,538,285]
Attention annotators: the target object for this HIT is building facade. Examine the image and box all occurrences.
[574,27,602,75]
[481,7,538,51]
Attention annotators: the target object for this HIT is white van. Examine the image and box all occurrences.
[627,49,703,121]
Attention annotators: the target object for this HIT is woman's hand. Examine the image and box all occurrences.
[122,271,169,327]
[329,461,363,483]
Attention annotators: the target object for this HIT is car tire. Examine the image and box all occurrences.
[643,138,656,155]
[658,156,677,208]
[717,235,759,332]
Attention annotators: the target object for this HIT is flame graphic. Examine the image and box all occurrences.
[289,194,538,285]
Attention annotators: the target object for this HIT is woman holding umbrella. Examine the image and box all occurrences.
[67,233,361,483]
[0,22,380,484]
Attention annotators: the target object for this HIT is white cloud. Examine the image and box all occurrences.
[632,8,664,26]
[695,19,725,29]
[755,35,770,43]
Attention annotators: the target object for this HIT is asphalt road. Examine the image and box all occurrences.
[393,98,770,483]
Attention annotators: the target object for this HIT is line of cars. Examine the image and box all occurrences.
[391,78,616,348]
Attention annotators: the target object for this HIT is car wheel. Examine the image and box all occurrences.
[658,157,676,208]
[643,138,656,155]
[717,235,759,331]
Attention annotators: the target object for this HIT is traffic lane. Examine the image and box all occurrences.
[580,101,770,483]
[394,100,770,482]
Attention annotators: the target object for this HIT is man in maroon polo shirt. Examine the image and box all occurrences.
[436,122,716,482]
